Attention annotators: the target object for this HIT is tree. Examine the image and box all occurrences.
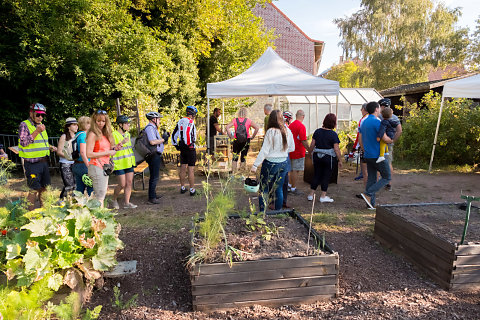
[467,16,480,70]
[324,61,371,88]
[334,0,469,90]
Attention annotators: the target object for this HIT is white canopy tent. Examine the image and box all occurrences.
[285,88,382,135]
[206,47,340,151]
[429,74,480,171]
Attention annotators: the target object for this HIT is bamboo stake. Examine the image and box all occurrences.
[307,194,316,255]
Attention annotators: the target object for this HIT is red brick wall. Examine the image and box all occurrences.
[254,3,316,74]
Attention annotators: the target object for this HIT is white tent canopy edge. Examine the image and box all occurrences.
[205,47,340,152]
[428,74,480,172]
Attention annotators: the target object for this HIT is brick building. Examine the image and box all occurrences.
[254,2,324,75]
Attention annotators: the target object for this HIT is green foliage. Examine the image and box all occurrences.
[396,91,480,166]
[325,61,371,88]
[0,191,123,288]
[467,16,480,70]
[112,286,138,310]
[334,0,469,89]
[337,121,358,154]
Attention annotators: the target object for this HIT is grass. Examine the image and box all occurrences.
[117,210,192,234]
[308,210,375,233]
[393,159,479,173]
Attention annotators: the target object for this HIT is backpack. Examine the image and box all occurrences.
[235,118,248,143]
[63,135,79,161]
[135,127,157,160]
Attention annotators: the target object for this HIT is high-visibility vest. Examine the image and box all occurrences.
[112,130,135,170]
[18,119,50,159]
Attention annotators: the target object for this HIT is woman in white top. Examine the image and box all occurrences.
[56,117,78,199]
[251,110,295,211]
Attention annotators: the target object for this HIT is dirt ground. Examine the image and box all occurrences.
[5,160,480,319]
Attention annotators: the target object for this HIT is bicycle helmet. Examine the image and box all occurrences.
[283,111,293,120]
[146,112,162,120]
[82,174,93,188]
[116,115,130,124]
[378,98,391,107]
[186,105,198,116]
[30,103,46,114]
[244,177,259,193]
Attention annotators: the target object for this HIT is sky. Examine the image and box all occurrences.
[273,0,479,74]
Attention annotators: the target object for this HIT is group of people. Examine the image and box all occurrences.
[18,103,200,210]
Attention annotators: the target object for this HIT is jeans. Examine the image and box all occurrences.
[72,162,93,196]
[146,152,161,200]
[259,159,288,212]
[365,158,391,206]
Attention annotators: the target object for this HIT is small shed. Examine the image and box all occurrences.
[285,88,382,135]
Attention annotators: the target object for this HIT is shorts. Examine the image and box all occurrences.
[24,159,51,190]
[114,167,134,175]
[232,139,250,162]
[385,144,394,163]
[290,157,305,171]
[360,150,366,163]
[180,149,196,166]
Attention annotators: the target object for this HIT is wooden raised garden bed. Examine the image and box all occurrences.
[189,210,339,312]
[374,203,480,290]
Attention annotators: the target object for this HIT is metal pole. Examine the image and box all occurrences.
[222,100,225,133]
[315,96,319,129]
[207,98,210,153]
[428,96,445,172]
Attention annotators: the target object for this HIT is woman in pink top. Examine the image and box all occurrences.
[86,110,117,207]
[225,107,259,173]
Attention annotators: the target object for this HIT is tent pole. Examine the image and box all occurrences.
[315,96,319,129]
[428,96,445,172]
[335,95,339,119]
[222,100,225,132]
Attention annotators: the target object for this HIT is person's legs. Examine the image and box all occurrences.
[309,155,322,198]
[188,166,195,189]
[147,153,161,200]
[319,156,333,198]
[59,163,69,199]
[88,165,108,207]
[179,164,187,188]
[274,161,287,210]
[113,173,126,202]
[364,158,391,206]
[282,171,289,206]
[124,171,134,204]
[259,160,279,211]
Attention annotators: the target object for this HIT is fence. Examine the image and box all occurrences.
[0,134,60,169]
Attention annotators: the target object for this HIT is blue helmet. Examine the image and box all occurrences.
[378,98,391,107]
[186,105,198,116]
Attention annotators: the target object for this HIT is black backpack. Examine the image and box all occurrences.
[135,126,157,160]
[235,118,248,143]
[69,134,80,160]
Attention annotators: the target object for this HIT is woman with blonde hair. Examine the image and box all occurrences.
[86,110,118,207]
[251,110,294,211]
[225,107,259,173]
[72,116,93,196]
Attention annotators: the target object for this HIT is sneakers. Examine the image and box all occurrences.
[124,203,137,209]
[385,184,392,191]
[148,198,161,205]
[360,193,374,209]
[354,174,363,181]
[307,195,314,201]
[355,194,363,199]
[111,200,120,210]
[320,196,334,203]
[180,187,187,194]
[376,156,385,163]
[190,188,196,196]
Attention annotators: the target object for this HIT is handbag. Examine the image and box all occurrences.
[102,158,115,176]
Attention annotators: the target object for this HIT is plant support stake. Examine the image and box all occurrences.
[307,194,316,255]
[460,194,480,245]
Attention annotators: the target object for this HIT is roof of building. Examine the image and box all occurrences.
[380,74,477,97]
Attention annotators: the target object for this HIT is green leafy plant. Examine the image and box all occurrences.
[112,286,138,310]
[0,190,123,289]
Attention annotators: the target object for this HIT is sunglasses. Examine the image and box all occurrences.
[96,110,107,115]
[34,113,45,118]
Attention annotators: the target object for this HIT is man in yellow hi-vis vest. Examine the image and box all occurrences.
[111,115,137,209]
[18,103,58,210]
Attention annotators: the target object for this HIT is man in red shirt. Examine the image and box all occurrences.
[288,110,309,193]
